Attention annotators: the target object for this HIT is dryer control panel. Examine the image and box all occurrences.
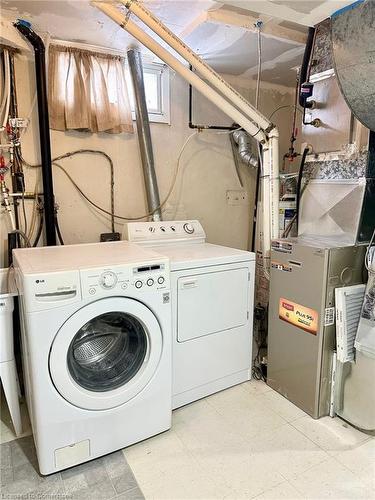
[123,220,206,245]
[80,262,169,299]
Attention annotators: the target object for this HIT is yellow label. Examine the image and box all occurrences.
[279,298,319,335]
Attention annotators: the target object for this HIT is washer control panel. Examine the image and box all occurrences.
[80,262,169,299]
[123,220,206,245]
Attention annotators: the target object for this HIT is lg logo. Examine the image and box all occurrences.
[35,279,45,284]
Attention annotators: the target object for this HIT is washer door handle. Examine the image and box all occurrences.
[180,279,198,290]
[35,290,77,302]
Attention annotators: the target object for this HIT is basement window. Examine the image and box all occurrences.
[125,62,170,125]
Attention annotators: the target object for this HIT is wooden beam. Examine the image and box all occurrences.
[206,8,307,45]
[179,11,209,39]
[221,0,355,27]
[221,1,307,25]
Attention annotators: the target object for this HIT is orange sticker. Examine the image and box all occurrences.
[279,298,319,335]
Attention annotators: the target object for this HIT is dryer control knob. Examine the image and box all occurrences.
[100,271,118,289]
[183,223,195,234]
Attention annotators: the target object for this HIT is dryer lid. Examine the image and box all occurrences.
[151,243,255,271]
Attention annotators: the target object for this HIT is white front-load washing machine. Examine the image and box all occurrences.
[124,221,255,409]
[13,241,171,475]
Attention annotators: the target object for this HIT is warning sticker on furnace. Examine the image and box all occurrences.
[279,298,319,335]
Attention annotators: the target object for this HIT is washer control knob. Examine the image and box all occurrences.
[100,271,117,289]
[157,276,165,285]
[149,226,155,233]
[183,223,194,234]
[147,278,154,287]
[135,280,143,289]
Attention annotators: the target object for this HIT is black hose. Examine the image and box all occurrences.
[188,65,237,131]
[298,27,315,109]
[295,147,310,233]
[55,215,65,246]
[33,213,44,247]
[14,20,56,246]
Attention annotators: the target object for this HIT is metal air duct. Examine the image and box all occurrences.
[331,0,375,131]
[232,130,258,168]
[127,49,161,221]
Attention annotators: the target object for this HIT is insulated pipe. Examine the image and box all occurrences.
[127,49,162,221]
[14,20,56,246]
[120,0,272,133]
[232,130,258,168]
[93,2,266,142]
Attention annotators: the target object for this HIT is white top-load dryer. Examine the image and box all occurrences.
[13,241,172,475]
[124,220,255,409]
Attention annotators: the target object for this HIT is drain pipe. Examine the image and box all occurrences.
[232,130,258,168]
[14,19,56,245]
[127,49,162,221]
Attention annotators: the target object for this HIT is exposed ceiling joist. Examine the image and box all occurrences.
[179,11,208,38]
[180,7,306,45]
[206,8,307,44]
[221,0,355,27]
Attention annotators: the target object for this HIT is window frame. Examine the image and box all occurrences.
[126,61,170,125]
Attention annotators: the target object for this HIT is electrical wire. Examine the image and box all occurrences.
[20,175,27,236]
[255,23,262,110]
[253,22,271,281]
[26,171,41,242]
[9,229,31,247]
[52,132,199,221]
[32,211,44,247]
[268,104,304,121]
[55,214,64,245]
[20,149,116,232]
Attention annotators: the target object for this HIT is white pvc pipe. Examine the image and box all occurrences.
[261,145,271,278]
[120,0,272,133]
[93,2,266,141]
[269,128,280,240]
[0,50,10,129]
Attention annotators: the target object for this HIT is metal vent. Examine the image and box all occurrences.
[335,284,366,363]
[331,0,375,131]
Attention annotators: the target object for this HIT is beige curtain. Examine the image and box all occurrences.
[48,45,134,134]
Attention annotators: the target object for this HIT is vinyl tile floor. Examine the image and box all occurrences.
[1,380,375,500]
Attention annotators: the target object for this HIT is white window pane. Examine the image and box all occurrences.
[143,71,160,113]
[125,67,161,113]
[125,63,169,124]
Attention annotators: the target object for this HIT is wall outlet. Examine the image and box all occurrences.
[226,190,249,206]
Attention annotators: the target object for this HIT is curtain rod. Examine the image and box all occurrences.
[51,38,159,65]
[51,38,126,57]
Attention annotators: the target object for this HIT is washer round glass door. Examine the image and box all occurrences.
[49,297,163,410]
